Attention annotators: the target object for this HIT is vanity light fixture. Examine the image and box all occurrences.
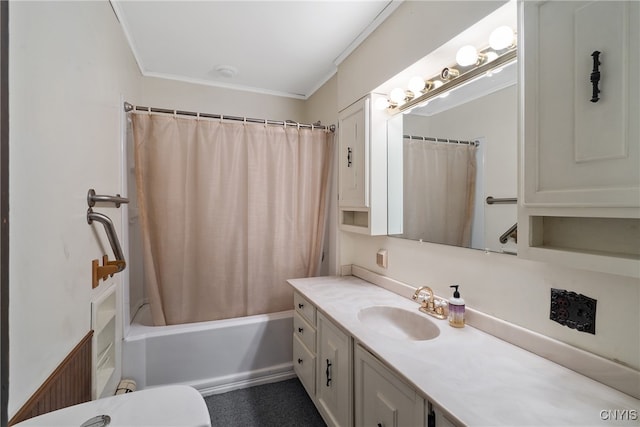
[380,25,517,114]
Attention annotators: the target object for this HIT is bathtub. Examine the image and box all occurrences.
[122,304,295,395]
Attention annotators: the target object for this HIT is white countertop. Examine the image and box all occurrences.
[288,275,640,426]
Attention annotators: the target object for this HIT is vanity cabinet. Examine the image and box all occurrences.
[292,291,458,427]
[519,0,640,277]
[338,93,388,235]
[317,312,353,427]
[354,344,425,427]
[293,292,352,427]
[293,293,317,398]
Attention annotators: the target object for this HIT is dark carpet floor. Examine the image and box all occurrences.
[204,378,326,427]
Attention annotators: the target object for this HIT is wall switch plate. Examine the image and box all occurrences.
[550,288,597,334]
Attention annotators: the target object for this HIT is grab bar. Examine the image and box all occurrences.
[499,223,518,244]
[486,196,517,205]
[87,209,126,267]
[87,189,129,208]
[88,208,126,288]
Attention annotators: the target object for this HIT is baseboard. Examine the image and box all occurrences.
[189,363,295,397]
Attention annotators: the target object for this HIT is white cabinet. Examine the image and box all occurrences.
[292,293,352,427]
[317,312,353,427]
[338,93,388,235]
[519,0,640,277]
[91,283,121,399]
[354,344,424,427]
[293,293,317,397]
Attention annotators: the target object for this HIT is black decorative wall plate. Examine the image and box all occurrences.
[550,288,597,334]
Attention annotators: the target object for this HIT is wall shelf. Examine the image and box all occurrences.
[91,284,120,399]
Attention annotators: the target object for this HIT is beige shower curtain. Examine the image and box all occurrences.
[403,139,477,246]
[132,113,333,326]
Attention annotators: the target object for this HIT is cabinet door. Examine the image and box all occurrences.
[317,313,352,427]
[522,0,639,207]
[339,96,368,208]
[354,344,424,427]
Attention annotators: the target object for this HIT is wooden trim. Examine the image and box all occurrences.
[9,331,94,426]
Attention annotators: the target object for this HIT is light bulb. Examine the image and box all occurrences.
[489,26,515,50]
[390,88,407,104]
[407,76,426,95]
[374,97,390,110]
[456,45,479,67]
[485,51,499,63]
[432,80,443,89]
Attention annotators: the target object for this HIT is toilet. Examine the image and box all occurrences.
[13,385,211,426]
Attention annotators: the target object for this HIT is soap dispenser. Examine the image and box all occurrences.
[448,285,465,328]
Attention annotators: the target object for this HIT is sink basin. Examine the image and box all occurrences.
[357,306,440,341]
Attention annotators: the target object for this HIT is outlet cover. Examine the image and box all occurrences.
[550,288,596,334]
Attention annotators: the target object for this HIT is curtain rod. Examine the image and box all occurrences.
[403,134,479,146]
[124,102,335,132]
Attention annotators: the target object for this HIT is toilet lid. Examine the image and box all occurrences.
[13,385,211,427]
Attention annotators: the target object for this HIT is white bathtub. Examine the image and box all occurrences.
[122,304,295,395]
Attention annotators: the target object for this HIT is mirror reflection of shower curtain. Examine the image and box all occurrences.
[132,113,334,326]
[403,139,477,246]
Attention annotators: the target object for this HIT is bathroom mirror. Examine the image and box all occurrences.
[387,60,518,254]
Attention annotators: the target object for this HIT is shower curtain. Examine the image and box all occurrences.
[403,138,477,246]
[132,113,334,326]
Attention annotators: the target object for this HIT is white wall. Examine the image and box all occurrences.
[139,76,306,121]
[9,1,142,417]
[333,1,640,370]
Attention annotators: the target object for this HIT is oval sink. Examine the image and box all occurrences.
[357,306,440,341]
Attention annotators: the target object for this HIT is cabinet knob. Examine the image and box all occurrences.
[347,146,352,167]
[298,327,303,333]
[297,358,303,364]
[298,303,304,309]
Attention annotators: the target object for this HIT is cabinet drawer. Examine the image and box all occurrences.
[293,312,316,353]
[293,335,316,398]
[294,292,316,325]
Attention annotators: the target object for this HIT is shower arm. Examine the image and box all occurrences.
[87,208,126,287]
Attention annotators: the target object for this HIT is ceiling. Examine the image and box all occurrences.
[111,1,401,99]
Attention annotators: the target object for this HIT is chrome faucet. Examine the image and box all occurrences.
[412,286,447,320]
